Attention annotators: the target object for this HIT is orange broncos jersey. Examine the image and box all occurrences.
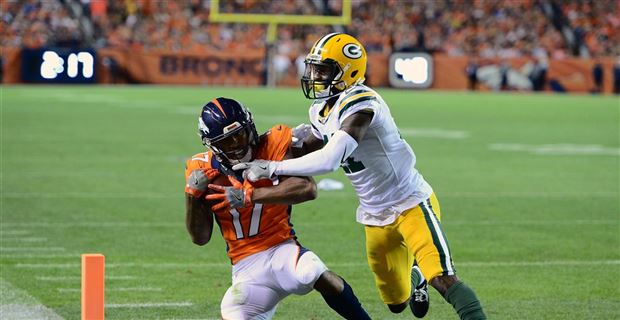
[184,125,296,264]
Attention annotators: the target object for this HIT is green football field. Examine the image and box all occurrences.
[1,86,619,319]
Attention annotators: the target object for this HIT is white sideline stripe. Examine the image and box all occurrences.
[37,276,136,281]
[58,287,162,293]
[16,260,620,269]
[2,219,616,229]
[400,128,469,139]
[0,247,65,252]
[2,190,616,199]
[1,238,47,243]
[106,302,193,308]
[1,277,64,320]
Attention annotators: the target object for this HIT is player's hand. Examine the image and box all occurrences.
[232,160,277,182]
[206,176,254,211]
[291,123,312,148]
[186,169,220,197]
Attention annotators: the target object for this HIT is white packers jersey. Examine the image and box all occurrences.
[309,84,433,226]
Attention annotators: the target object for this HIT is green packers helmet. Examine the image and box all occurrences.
[301,33,367,99]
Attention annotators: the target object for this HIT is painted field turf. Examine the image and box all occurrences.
[1,86,619,319]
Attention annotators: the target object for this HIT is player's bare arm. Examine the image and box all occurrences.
[292,134,324,158]
[251,175,317,205]
[185,193,214,246]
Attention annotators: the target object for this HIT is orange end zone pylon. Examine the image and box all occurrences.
[82,254,105,320]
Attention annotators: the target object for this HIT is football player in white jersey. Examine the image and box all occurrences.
[234,33,486,320]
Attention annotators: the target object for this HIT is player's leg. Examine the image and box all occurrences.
[313,270,371,320]
[410,262,430,318]
[364,222,413,313]
[272,241,371,319]
[400,194,486,320]
[220,281,283,320]
[408,192,446,318]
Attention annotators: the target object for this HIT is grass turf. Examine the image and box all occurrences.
[1,86,619,319]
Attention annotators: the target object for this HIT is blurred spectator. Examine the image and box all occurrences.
[465,58,479,91]
[2,0,618,90]
[1,0,84,48]
[592,62,603,93]
[4,0,617,61]
[562,0,620,57]
[528,57,548,92]
[614,59,620,94]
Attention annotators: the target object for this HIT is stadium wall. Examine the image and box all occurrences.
[2,47,617,94]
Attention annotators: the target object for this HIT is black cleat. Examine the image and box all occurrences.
[409,279,429,318]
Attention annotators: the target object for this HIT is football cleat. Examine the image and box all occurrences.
[409,279,429,318]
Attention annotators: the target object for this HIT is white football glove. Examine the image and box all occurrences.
[291,123,313,148]
[232,160,277,182]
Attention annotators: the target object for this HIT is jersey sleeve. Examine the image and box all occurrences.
[336,89,382,128]
[257,124,292,161]
[184,151,214,196]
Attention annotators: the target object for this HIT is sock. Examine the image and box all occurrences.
[411,264,425,288]
[320,279,371,320]
[445,281,487,320]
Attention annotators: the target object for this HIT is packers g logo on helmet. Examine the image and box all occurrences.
[301,33,367,99]
[343,43,362,59]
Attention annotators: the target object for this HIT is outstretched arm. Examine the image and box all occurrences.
[234,110,373,180]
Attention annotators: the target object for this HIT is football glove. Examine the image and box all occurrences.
[232,160,277,182]
[291,123,313,148]
[186,168,220,197]
[205,175,254,211]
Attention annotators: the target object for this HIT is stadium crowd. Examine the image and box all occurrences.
[3,0,618,59]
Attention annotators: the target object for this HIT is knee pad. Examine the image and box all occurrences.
[295,251,328,287]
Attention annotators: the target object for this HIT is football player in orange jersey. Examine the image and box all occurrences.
[184,97,371,319]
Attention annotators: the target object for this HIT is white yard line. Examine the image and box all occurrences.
[1,222,183,228]
[37,276,136,281]
[0,247,65,252]
[489,143,620,156]
[399,128,469,139]
[2,192,177,199]
[1,218,616,230]
[0,277,64,320]
[106,302,193,308]
[58,287,162,293]
[1,254,79,259]
[15,259,620,269]
[1,230,30,236]
[1,238,48,243]
[2,190,616,200]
